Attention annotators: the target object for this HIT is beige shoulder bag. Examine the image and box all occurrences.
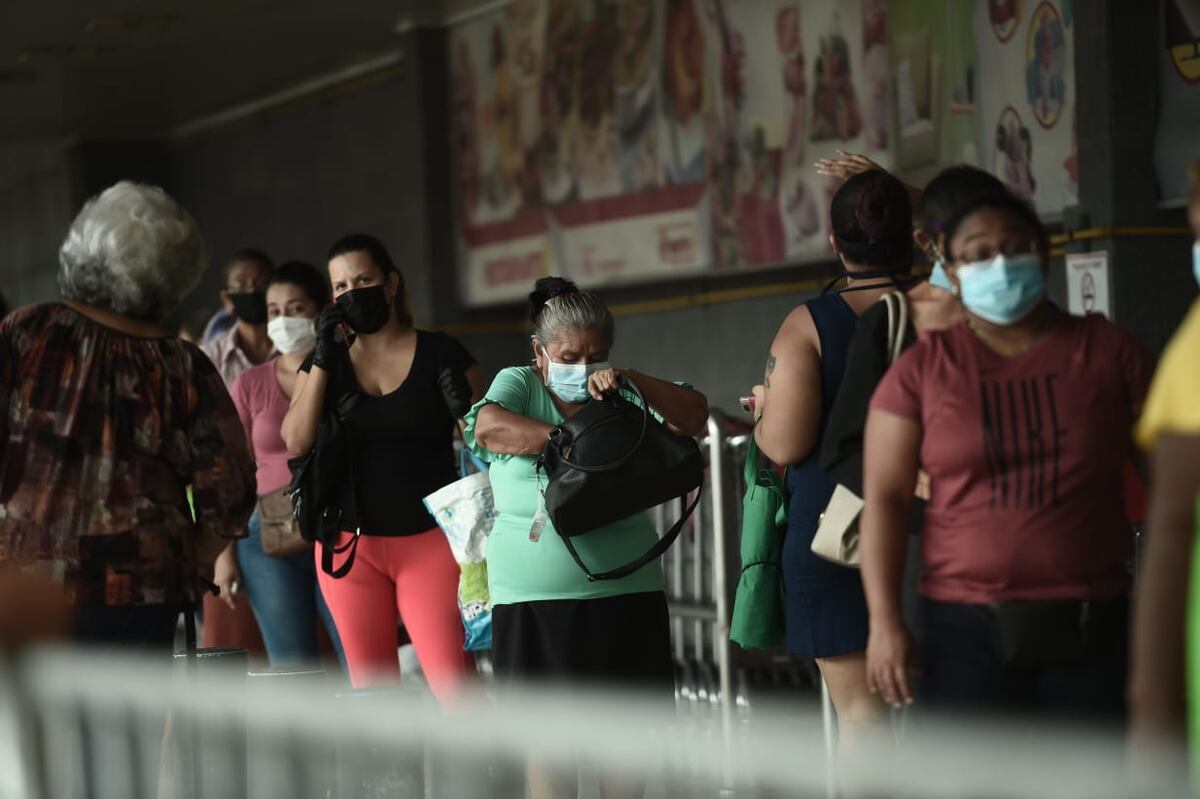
[810,290,908,567]
[258,487,310,558]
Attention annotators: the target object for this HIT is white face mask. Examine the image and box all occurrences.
[267,315,317,355]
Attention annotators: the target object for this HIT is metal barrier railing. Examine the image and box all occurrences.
[2,645,1184,799]
[658,415,744,790]
[658,413,818,711]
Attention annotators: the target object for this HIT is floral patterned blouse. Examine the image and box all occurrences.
[0,304,256,606]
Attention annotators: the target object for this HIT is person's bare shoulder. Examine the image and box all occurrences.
[773,303,820,356]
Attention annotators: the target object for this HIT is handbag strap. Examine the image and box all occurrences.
[559,484,703,582]
[320,529,361,579]
[743,428,761,487]
[551,376,650,474]
[882,291,909,364]
[319,381,366,579]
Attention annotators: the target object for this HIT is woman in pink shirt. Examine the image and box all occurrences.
[216,262,343,667]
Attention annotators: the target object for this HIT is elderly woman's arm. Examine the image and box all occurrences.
[473,404,554,456]
[190,365,256,562]
[587,368,708,438]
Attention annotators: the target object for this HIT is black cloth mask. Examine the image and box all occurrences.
[228,292,268,324]
[336,285,392,334]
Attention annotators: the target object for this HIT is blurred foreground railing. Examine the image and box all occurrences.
[0,645,1190,799]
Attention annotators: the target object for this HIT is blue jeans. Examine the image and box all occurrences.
[239,507,345,668]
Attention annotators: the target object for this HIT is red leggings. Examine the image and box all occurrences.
[317,529,474,703]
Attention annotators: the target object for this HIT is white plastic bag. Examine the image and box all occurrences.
[424,469,495,651]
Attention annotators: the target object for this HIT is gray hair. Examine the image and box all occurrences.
[58,181,206,320]
[534,290,615,346]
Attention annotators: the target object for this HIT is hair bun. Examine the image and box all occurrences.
[529,276,579,322]
[854,181,899,243]
[829,169,914,270]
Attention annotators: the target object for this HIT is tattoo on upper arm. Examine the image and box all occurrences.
[764,353,777,388]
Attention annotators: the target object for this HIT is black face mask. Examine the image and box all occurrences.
[228,292,268,324]
[337,285,392,334]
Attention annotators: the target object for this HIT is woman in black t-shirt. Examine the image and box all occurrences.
[282,234,483,698]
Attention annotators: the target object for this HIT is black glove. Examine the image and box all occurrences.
[438,367,474,418]
[312,303,350,371]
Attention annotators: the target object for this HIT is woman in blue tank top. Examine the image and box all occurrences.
[750,170,915,749]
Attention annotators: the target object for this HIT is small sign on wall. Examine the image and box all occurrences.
[1066,251,1111,318]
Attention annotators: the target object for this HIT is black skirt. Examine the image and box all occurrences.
[491,591,675,697]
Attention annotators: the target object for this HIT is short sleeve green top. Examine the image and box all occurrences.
[462,366,664,605]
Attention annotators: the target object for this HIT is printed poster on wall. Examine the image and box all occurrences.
[450,0,1078,307]
[701,0,891,270]
[451,0,715,305]
[450,0,890,306]
[888,0,983,183]
[973,0,1078,215]
[1066,250,1111,318]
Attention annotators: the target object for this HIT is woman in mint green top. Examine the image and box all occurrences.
[465,363,670,605]
[464,277,707,798]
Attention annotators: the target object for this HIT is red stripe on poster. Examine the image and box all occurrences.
[553,183,706,227]
[462,211,550,247]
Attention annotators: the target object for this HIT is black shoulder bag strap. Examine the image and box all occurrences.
[559,487,702,582]
[319,451,362,579]
[320,433,364,579]
[320,364,365,579]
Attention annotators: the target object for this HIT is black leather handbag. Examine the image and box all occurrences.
[287,374,362,578]
[538,377,704,581]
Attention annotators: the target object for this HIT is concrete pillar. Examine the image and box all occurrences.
[1071,1,1195,353]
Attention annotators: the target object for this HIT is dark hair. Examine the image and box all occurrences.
[271,260,331,307]
[528,276,614,346]
[917,166,1009,237]
[223,247,274,282]
[528,276,577,323]
[829,170,913,270]
[941,192,1050,262]
[326,233,413,327]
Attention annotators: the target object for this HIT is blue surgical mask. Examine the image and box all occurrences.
[928,259,957,294]
[1192,240,1200,287]
[957,253,1045,325]
[545,360,611,404]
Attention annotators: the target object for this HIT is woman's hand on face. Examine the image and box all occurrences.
[587,368,624,400]
[866,619,919,709]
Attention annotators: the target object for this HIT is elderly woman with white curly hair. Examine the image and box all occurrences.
[0,181,256,650]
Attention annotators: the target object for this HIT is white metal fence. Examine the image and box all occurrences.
[657,416,819,748]
[0,645,1188,799]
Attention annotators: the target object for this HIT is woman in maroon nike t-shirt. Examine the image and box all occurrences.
[860,192,1154,722]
